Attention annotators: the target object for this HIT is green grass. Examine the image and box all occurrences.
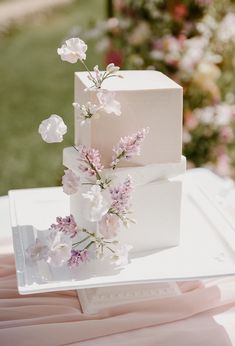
[0,0,106,195]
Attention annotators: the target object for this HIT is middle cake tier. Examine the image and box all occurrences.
[63,147,186,253]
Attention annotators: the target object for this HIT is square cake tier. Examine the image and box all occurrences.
[63,147,186,253]
[74,70,183,168]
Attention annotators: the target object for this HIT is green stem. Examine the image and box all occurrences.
[73,146,103,185]
[85,153,102,182]
[84,241,94,250]
[72,235,90,247]
[106,246,115,254]
[112,151,126,170]
[82,182,96,186]
[80,60,97,87]
[82,228,95,237]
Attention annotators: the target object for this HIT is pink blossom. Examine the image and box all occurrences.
[111,127,149,168]
[109,175,133,214]
[98,213,120,239]
[76,145,103,177]
[216,152,231,177]
[62,169,80,195]
[219,127,234,144]
[50,215,78,238]
[68,249,89,268]
[184,111,199,130]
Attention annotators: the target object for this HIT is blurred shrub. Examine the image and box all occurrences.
[87,0,235,176]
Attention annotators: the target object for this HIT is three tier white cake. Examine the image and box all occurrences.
[63,70,186,253]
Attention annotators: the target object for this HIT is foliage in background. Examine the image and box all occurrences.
[0,0,105,195]
[88,0,235,176]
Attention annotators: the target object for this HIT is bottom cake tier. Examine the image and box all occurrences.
[63,147,186,253]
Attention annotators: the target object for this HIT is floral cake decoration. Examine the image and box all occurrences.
[28,37,149,268]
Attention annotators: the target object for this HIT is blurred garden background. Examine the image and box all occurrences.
[0,0,235,196]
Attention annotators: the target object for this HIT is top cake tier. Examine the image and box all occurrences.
[74,70,183,167]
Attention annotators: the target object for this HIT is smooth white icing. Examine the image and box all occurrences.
[74,70,183,167]
[76,70,182,91]
[67,70,185,253]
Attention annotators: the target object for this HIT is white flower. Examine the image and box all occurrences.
[217,13,235,43]
[180,37,207,72]
[98,213,120,239]
[38,114,67,143]
[195,61,220,82]
[82,185,109,222]
[62,169,80,195]
[194,107,214,125]
[183,130,192,144]
[97,90,121,116]
[194,104,235,128]
[73,101,100,124]
[57,37,87,63]
[26,238,49,262]
[128,21,151,46]
[106,63,120,73]
[215,104,233,126]
[112,244,132,266]
[93,65,102,84]
[47,231,72,267]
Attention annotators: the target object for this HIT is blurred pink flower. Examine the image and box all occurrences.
[185,112,199,130]
[219,127,234,143]
[216,152,231,177]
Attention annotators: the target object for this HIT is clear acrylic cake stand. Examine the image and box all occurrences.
[9,169,235,313]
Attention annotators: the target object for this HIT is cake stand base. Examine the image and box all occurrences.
[77,282,181,314]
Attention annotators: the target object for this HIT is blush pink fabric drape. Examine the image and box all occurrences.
[1,244,235,345]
